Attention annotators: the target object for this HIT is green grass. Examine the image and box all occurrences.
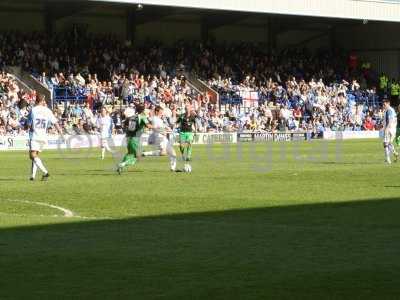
[1,139,400,299]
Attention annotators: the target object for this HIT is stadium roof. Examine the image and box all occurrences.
[92,0,400,22]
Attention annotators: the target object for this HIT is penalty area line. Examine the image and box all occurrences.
[0,211,111,220]
[2,199,75,218]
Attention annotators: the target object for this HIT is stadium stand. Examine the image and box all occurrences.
[0,31,391,137]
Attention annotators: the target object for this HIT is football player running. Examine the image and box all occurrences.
[143,105,177,171]
[383,98,399,164]
[96,107,114,160]
[117,104,151,174]
[177,101,196,173]
[27,94,62,181]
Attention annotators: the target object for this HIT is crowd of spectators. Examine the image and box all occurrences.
[0,72,35,135]
[0,30,393,137]
[209,75,383,134]
[203,45,385,135]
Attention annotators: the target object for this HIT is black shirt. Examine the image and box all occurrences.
[178,113,196,132]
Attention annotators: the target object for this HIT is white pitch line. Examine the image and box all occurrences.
[0,211,114,220]
[2,199,75,218]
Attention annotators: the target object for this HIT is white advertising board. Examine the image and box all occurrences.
[323,131,381,140]
[0,132,237,151]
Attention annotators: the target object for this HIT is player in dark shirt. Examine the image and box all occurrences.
[117,104,151,174]
[177,102,196,172]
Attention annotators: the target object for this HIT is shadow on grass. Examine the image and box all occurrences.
[1,198,400,299]
[51,157,95,160]
[57,173,118,177]
[316,161,380,165]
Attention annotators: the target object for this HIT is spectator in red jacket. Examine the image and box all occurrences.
[363,116,375,131]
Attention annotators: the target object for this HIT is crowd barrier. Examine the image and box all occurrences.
[237,132,308,142]
[0,131,384,151]
[323,131,381,140]
[237,131,381,141]
[0,132,238,151]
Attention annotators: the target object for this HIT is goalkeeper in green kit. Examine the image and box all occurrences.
[117,104,151,174]
[177,102,197,173]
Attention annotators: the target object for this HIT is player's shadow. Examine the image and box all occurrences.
[56,172,118,177]
[1,198,400,299]
[316,161,379,165]
[52,157,93,160]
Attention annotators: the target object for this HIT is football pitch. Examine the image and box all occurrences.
[1,139,400,299]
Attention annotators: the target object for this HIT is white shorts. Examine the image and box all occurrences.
[148,133,168,151]
[29,139,47,152]
[384,129,396,144]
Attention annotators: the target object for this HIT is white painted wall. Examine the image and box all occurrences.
[96,0,400,22]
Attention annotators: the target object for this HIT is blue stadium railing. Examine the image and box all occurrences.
[346,91,381,107]
[53,85,381,108]
[53,86,87,102]
[219,90,381,108]
[220,95,243,105]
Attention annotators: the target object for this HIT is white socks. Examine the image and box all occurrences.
[141,143,179,172]
[167,144,177,171]
[170,156,177,171]
[389,144,398,156]
[143,150,161,157]
[385,146,391,163]
[31,161,38,179]
[385,143,398,164]
[101,144,114,160]
[33,157,48,174]
[184,163,192,173]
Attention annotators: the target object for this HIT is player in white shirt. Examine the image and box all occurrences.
[96,107,114,160]
[143,105,177,171]
[27,95,61,181]
[382,98,399,164]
